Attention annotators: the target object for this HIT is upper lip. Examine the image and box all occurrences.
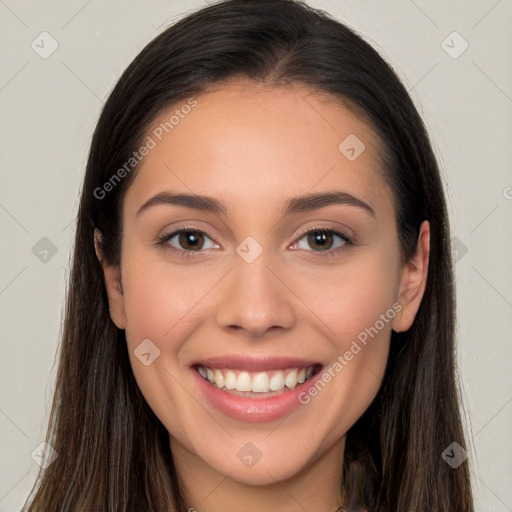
[192,355,322,372]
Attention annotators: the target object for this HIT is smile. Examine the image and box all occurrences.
[191,356,324,422]
[195,365,320,394]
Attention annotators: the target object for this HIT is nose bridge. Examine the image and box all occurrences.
[214,245,297,336]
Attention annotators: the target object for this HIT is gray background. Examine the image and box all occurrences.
[0,0,511,510]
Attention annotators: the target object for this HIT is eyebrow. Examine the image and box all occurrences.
[136,190,375,218]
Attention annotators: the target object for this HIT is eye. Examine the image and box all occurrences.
[291,228,353,255]
[157,228,219,255]
[157,226,353,258]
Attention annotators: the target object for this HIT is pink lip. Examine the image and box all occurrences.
[192,355,321,371]
[191,362,323,423]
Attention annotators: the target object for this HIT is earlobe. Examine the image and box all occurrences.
[93,228,127,330]
[391,220,430,333]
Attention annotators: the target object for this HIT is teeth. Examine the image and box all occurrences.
[197,365,317,393]
[252,372,270,392]
[225,370,237,390]
[214,369,225,388]
[236,371,252,392]
[284,369,298,389]
[269,370,284,391]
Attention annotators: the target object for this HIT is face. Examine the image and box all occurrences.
[98,79,429,489]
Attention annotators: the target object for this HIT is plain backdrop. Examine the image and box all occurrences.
[0,1,511,510]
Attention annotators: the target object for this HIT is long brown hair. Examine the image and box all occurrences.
[23,0,474,510]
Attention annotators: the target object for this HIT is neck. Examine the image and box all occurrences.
[171,435,346,512]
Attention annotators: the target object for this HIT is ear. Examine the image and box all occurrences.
[94,228,127,330]
[392,220,430,333]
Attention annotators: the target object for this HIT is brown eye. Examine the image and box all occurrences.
[159,229,218,253]
[178,231,205,251]
[293,229,352,255]
[306,231,334,251]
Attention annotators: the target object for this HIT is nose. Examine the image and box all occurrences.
[214,250,297,338]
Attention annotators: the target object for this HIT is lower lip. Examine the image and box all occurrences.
[192,368,322,423]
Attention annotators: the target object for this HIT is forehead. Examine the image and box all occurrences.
[124,80,390,219]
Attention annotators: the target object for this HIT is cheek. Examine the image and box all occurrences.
[119,254,218,408]
[289,251,397,432]
[118,256,206,439]
[120,255,200,346]
[291,249,399,344]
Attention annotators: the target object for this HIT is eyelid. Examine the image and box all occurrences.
[158,220,219,237]
[156,223,355,257]
[290,223,354,245]
[156,224,220,253]
[287,225,354,257]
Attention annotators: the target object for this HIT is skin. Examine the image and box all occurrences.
[95,78,429,512]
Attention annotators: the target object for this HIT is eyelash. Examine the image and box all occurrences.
[156,226,354,259]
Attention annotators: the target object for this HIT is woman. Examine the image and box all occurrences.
[23,0,474,510]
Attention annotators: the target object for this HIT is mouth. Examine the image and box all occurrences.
[190,355,325,422]
[193,364,322,397]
